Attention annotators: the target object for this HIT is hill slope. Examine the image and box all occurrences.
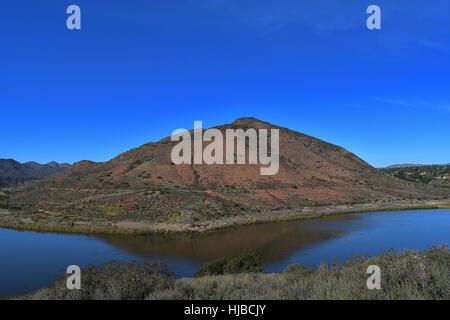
[4,118,450,225]
[382,165,450,188]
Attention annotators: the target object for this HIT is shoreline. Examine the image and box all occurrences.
[1,199,450,236]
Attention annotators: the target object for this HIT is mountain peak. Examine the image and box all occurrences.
[232,117,260,122]
[231,117,274,128]
[45,161,59,168]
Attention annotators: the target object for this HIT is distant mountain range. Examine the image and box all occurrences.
[386,164,450,169]
[4,118,450,222]
[0,159,71,186]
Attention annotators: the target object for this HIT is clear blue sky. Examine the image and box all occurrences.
[1,1,449,168]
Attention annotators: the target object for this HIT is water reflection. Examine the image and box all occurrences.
[101,215,360,263]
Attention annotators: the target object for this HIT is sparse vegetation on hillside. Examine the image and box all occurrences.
[383,165,450,188]
[22,247,450,300]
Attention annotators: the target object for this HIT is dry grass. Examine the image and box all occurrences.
[21,247,450,300]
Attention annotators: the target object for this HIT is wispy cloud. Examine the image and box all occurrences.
[202,0,450,53]
[375,98,450,112]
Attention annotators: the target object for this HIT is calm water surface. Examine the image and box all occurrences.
[1,209,449,297]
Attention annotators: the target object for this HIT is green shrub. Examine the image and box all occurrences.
[195,258,227,277]
[195,253,264,277]
[223,252,264,274]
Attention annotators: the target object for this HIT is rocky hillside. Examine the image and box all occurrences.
[4,118,450,223]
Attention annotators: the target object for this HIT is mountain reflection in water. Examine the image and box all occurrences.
[100,215,360,263]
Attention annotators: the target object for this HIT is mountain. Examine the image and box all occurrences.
[385,163,450,169]
[385,164,427,169]
[0,159,71,186]
[382,165,450,188]
[5,118,450,223]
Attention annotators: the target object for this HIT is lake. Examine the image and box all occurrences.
[1,209,449,298]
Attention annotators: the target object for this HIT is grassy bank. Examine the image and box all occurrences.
[1,199,450,235]
[21,247,450,300]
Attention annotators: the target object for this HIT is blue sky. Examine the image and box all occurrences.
[1,0,449,167]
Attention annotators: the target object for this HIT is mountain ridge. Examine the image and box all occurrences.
[385,163,449,169]
[3,118,450,225]
[0,159,71,186]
